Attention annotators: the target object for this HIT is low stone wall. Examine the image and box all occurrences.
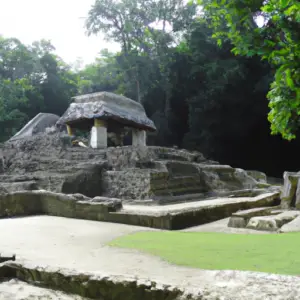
[0,190,280,230]
[108,193,280,230]
[0,191,121,220]
[0,263,203,300]
[105,146,205,170]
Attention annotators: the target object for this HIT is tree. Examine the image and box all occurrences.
[0,78,31,141]
[0,37,78,141]
[197,0,300,140]
[86,0,197,144]
[78,49,123,95]
[87,0,196,101]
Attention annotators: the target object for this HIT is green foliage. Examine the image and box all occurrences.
[198,0,300,140]
[78,49,123,95]
[0,78,30,140]
[0,0,285,175]
[86,0,194,144]
[0,36,78,142]
[81,0,274,150]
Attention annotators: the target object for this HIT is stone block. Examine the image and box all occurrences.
[273,211,300,227]
[232,206,277,218]
[246,216,278,231]
[281,172,300,208]
[280,215,300,233]
[246,170,267,183]
[228,206,278,229]
[132,129,146,146]
[295,178,300,209]
[90,126,107,148]
[228,216,247,228]
[61,164,108,198]
[246,211,300,231]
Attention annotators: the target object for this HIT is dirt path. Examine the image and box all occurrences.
[0,216,299,300]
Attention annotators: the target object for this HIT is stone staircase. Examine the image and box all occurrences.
[102,146,271,204]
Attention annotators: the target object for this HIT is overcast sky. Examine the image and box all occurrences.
[0,0,120,66]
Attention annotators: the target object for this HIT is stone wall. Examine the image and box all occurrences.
[103,148,266,201]
[0,263,203,300]
[0,191,121,220]
[102,169,152,199]
[0,190,279,230]
[105,146,210,170]
[0,136,270,202]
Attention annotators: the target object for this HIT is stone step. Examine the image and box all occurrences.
[228,206,281,228]
[150,175,205,191]
[247,211,300,231]
[0,181,38,193]
[150,185,206,197]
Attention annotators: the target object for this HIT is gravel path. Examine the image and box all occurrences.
[0,216,299,300]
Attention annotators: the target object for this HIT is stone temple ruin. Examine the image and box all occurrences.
[0,91,285,220]
[0,91,299,299]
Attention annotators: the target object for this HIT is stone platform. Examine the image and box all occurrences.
[0,190,280,230]
[0,132,277,202]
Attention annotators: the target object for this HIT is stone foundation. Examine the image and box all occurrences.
[0,263,203,300]
[0,191,279,230]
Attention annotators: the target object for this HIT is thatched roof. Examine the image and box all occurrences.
[57,92,156,131]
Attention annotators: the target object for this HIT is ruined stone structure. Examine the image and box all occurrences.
[0,89,279,207]
[56,92,156,148]
[0,132,276,203]
[227,171,300,232]
[0,92,282,227]
[0,92,297,299]
[9,113,61,141]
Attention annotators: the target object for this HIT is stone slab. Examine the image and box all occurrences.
[280,215,300,233]
[115,192,280,229]
[121,192,280,216]
[232,206,277,217]
[246,211,300,231]
[228,206,281,229]
[0,190,280,230]
[246,216,279,231]
[274,211,300,227]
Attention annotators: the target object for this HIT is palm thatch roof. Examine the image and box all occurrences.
[57,92,156,131]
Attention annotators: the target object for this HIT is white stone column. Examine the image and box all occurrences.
[66,124,73,136]
[132,129,146,146]
[90,119,107,148]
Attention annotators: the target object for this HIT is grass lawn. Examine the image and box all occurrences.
[109,231,300,275]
